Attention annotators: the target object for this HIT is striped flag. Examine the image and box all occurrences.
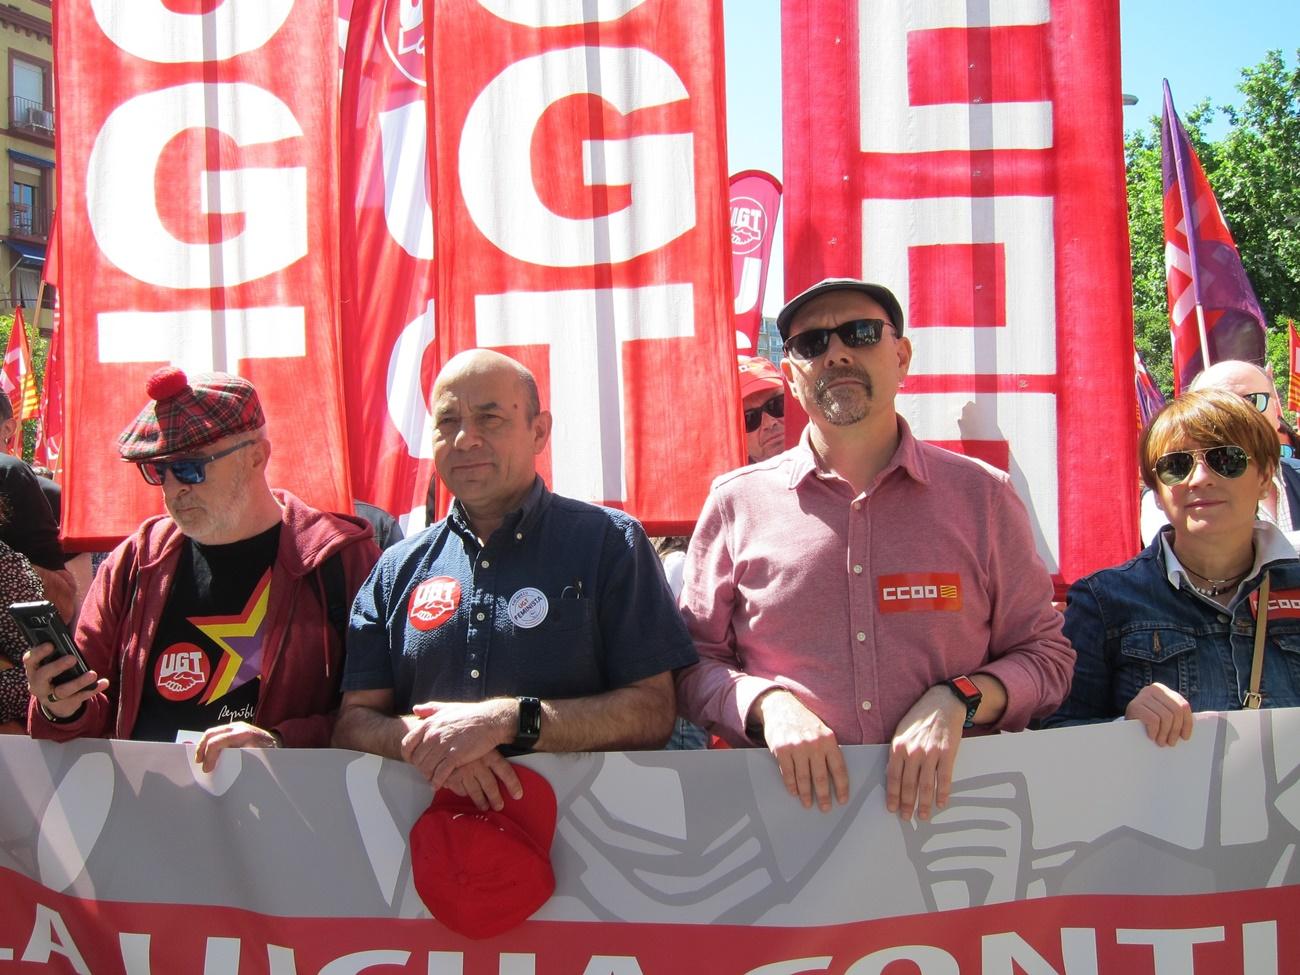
[1,306,40,435]
[1162,80,1267,392]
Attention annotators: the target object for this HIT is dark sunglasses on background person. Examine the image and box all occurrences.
[1154,444,1251,486]
[1242,391,1271,412]
[136,439,257,486]
[783,318,890,361]
[744,395,785,432]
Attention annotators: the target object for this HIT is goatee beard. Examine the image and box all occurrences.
[814,367,872,426]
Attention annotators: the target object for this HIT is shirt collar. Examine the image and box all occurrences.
[1159,520,1295,595]
[448,475,549,546]
[787,414,929,491]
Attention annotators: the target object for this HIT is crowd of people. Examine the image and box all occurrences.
[6,276,1298,825]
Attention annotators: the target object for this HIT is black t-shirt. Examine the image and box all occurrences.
[132,524,282,742]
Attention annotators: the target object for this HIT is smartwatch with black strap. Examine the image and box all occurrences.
[513,696,542,751]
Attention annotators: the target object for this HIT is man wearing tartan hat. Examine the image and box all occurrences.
[24,367,380,769]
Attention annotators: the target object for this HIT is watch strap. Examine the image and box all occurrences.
[944,676,982,729]
[513,696,542,751]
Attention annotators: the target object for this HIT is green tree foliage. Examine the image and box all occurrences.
[0,310,49,463]
[1127,49,1300,413]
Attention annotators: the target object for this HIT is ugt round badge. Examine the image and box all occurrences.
[507,587,548,629]
[408,576,461,632]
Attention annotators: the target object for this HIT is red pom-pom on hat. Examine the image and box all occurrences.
[146,366,190,402]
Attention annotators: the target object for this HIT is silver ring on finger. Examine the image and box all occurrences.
[46,690,58,704]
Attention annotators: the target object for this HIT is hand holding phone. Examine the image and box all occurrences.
[12,600,106,719]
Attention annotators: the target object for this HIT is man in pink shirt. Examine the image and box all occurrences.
[676,278,1073,821]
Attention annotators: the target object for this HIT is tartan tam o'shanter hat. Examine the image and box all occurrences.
[117,366,265,461]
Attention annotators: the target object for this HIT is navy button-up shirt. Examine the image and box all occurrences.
[343,478,697,710]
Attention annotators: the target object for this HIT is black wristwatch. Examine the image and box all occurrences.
[944,676,982,729]
[513,696,542,751]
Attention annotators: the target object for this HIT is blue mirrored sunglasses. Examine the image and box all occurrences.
[136,439,256,486]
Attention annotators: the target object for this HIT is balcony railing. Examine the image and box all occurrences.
[9,201,51,238]
[10,95,54,135]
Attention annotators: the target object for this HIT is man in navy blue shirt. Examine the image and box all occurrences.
[335,350,697,809]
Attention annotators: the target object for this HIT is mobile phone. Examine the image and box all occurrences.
[9,600,89,686]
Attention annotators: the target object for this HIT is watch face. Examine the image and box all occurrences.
[950,675,980,700]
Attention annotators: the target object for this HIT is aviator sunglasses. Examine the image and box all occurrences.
[783,318,889,361]
[1153,444,1251,486]
[744,395,785,432]
[136,439,256,486]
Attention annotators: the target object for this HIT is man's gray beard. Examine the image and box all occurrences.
[814,367,872,426]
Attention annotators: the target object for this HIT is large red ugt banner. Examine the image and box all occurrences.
[56,1,350,547]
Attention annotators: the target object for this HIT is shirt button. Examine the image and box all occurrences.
[470,669,480,679]
[515,533,523,541]
[861,700,871,711]
[852,564,863,575]
[476,612,485,621]
[1219,615,1230,623]
[480,560,490,569]
[853,502,862,510]
[856,631,866,642]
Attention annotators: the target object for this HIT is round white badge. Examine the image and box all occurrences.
[507,587,549,629]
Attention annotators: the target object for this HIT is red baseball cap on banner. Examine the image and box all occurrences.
[409,763,558,939]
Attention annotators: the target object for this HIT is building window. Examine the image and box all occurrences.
[10,181,35,234]
[10,57,52,134]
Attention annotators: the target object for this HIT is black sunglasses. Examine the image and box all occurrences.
[1154,444,1251,486]
[137,439,256,486]
[744,395,785,432]
[783,318,889,361]
[1242,391,1271,412]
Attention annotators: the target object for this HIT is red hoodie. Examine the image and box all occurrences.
[29,490,380,747]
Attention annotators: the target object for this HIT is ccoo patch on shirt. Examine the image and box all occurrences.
[1251,587,1300,620]
[408,576,461,631]
[877,573,963,613]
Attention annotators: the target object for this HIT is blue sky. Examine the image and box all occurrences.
[722,1,1299,315]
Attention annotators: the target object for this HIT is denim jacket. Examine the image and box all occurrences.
[1044,523,1300,726]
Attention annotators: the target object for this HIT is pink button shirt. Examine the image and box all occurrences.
[675,419,1074,746]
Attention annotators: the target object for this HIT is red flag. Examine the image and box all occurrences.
[427,1,742,531]
[33,298,62,475]
[1162,80,1267,392]
[730,171,782,355]
[55,2,350,548]
[1288,320,1300,416]
[33,210,61,473]
[339,0,438,531]
[1,306,40,435]
[782,0,1137,589]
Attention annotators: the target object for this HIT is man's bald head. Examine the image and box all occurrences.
[433,349,541,420]
[429,349,551,534]
[1190,359,1281,432]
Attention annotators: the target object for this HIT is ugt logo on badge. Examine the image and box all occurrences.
[408,576,460,632]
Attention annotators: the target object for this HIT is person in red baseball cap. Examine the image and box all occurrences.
[737,356,787,464]
[24,367,380,769]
